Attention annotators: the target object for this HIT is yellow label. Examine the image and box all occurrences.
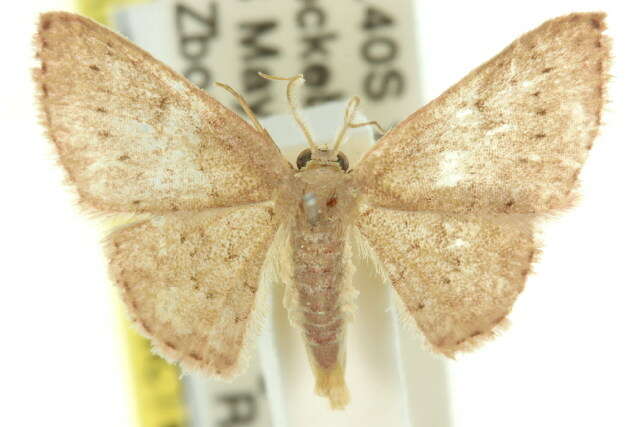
[75,0,149,25]
[121,311,188,427]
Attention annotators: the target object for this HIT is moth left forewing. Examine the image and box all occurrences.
[353,13,610,214]
[354,205,537,356]
[106,204,280,377]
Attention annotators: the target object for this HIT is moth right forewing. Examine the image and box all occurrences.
[353,13,609,215]
[35,12,291,214]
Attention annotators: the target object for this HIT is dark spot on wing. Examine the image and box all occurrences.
[536,109,547,116]
[596,61,603,73]
[243,281,257,294]
[98,130,110,137]
[534,133,546,139]
[326,197,337,207]
[96,107,107,113]
[139,319,152,334]
[89,65,100,72]
[532,91,541,97]
[492,315,506,326]
[590,17,602,30]
[571,169,580,182]
[542,67,553,74]
[189,352,203,361]
[118,154,130,161]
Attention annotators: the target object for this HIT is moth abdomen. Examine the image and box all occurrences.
[284,164,357,409]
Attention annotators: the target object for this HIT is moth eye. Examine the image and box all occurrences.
[337,151,349,171]
[296,148,313,169]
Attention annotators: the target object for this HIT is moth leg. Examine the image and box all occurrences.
[332,97,386,155]
[349,119,386,135]
[331,96,360,155]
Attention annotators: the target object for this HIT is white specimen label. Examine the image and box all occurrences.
[114,0,422,129]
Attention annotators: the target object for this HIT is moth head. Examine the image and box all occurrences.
[296,148,349,171]
[254,73,383,172]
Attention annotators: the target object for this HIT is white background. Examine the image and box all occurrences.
[2,1,639,426]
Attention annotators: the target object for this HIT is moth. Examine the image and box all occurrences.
[34,11,609,409]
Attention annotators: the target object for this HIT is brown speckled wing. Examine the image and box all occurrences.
[106,204,279,377]
[355,205,536,357]
[354,13,609,214]
[34,12,291,213]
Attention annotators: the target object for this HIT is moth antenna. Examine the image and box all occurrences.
[331,96,361,157]
[214,81,275,143]
[258,72,319,152]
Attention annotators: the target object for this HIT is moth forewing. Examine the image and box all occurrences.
[353,12,609,215]
[34,12,291,213]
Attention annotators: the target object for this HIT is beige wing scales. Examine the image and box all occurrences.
[354,13,609,214]
[355,205,536,356]
[34,12,290,213]
[106,204,280,377]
